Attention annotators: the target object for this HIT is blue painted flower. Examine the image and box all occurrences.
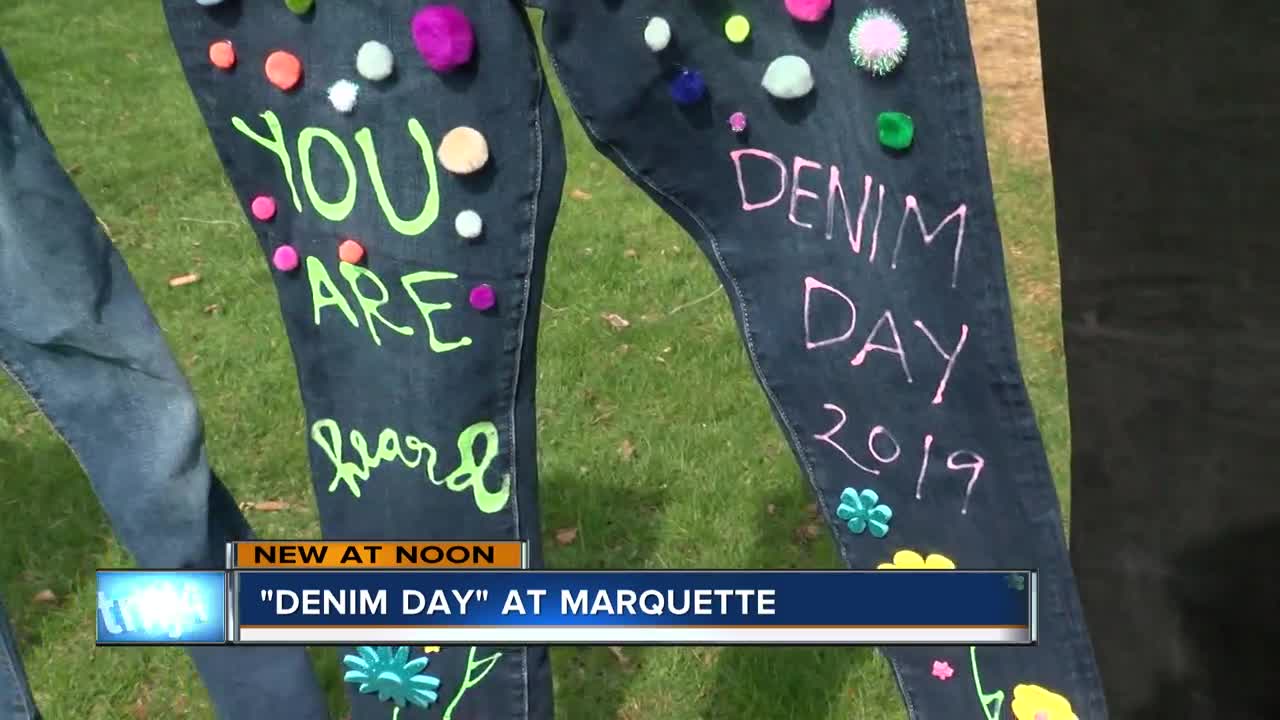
[342,646,441,708]
[836,487,893,538]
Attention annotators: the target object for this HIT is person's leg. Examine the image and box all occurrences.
[161,2,563,718]
[1040,2,1280,717]
[0,48,328,720]
[534,2,1106,717]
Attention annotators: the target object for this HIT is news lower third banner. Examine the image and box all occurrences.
[96,541,1035,646]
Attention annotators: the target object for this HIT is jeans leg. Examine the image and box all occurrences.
[0,48,328,720]
[535,2,1107,718]
[161,2,564,718]
[0,596,38,720]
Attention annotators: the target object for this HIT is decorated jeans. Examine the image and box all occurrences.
[0,49,328,720]
[162,2,562,719]
[532,2,1107,718]
[163,1,1103,719]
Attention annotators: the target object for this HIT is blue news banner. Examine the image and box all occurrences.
[95,569,1033,645]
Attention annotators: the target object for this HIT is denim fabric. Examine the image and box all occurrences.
[533,1,1108,718]
[162,2,563,718]
[163,1,1105,718]
[0,49,328,720]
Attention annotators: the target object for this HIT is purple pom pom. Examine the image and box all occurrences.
[669,68,706,106]
[411,5,475,73]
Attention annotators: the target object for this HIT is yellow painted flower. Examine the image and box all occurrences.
[1010,683,1078,720]
[423,646,440,654]
[877,549,956,570]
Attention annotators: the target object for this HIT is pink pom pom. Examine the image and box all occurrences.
[785,0,832,23]
[411,5,475,73]
[272,245,299,272]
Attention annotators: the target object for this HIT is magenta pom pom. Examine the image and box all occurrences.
[469,284,496,311]
[785,0,832,23]
[411,5,475,73]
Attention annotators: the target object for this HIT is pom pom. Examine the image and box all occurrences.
[728,111,748,134]
[272,245,300,272]
[784,0,831,23]
[455,210,483,240]
[208,40,236,70]
[328,79,359,114]
[761,55,813,100]
[285,0,313,14]
[250,195,276,221]
[850,9,909,76]
[196,0,225,6]
[724,15,751,44]
[877,111,914,150]
[264,50,302,91]
[411,5,475,73]
[644,17,671,52]
[469,284,496,311]
[437,126,489,175]
[669,68,706,105]
[356,41,395,81]
[338,239,366,265]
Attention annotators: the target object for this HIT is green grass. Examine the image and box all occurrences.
[0,2,1068,718]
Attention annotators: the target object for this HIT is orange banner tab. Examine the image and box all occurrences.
[229,541,525,569]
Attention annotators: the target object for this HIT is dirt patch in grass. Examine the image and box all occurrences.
[966,0,1048,160]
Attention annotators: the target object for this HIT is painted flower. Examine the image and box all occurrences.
[931,660,955,680]
[1007,573,1027,591]
[836,487,893,538]
[1010,683,1078,720]
[342,646,441,708]
[877,549,955,570]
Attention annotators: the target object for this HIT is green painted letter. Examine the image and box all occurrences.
[307,256,359,328]
[355,119,440,237]
[297,127,358,222]
[339,262,414,346]
[401,270,472,352]
[230,111,302,212]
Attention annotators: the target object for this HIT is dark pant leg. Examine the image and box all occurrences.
[161,2,563,718]
[534,2,1106,718]
[1039,2,1280,718]
[0,48,329,720]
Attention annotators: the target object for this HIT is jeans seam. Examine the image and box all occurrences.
[510,14,552,717]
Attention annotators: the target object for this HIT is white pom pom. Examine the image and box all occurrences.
[644,17,671,52]
[455,210,483,240]
[196,0,225,7]
[356,41,395,82]
[328,80,359,114]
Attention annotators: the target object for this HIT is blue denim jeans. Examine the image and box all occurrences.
[163,1,1106,718]
[163,2,562,718]
[0,49,329,720]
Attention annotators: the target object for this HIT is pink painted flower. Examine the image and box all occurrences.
[931,660,955,680]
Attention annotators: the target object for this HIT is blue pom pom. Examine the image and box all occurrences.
[669,68,706,105]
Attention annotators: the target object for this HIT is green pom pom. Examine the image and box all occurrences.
[285,0,314,15]
[877,111,914,150]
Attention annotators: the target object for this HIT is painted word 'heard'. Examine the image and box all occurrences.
[232,110,440,236]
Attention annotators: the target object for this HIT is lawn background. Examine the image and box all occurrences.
[0,1,1067,718]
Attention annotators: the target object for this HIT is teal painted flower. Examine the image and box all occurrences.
[1007,573,1026,591]
[836,487,893,538]
[342,646,441,708]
